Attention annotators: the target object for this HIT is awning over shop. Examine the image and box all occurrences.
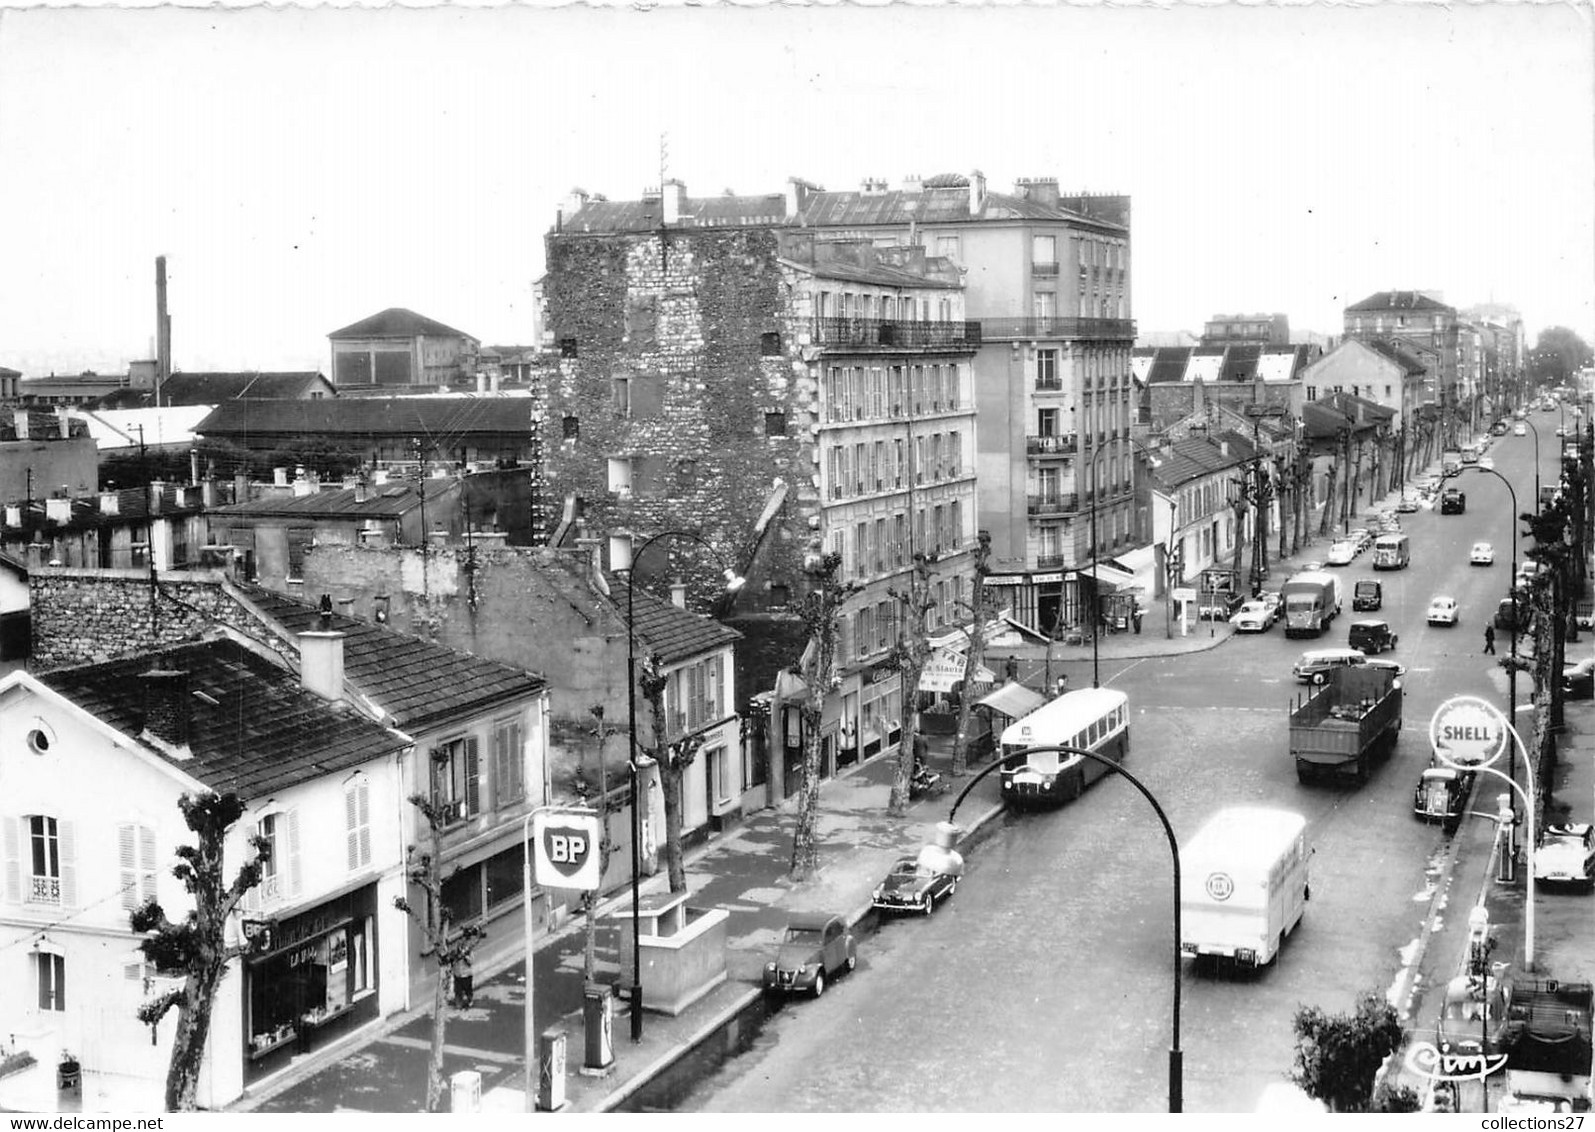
[1072,559,1138,592]
[974,681,1047,720]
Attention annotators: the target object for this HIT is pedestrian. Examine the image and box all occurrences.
[1054,674,1068,698]
[1003,654,1019,682]
[1132,604,1144,635]
[1483,623,1496,655]
[453,952,474,1010]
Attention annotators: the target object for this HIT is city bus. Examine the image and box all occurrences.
[1372,532,1410,570]
[1181,807,1311,969]
[998,687,1130,809]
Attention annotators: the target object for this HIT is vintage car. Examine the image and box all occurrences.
[1414,765,1475,831]
[1515,421,1528,435]
[1437,973,1510,1057]
[1565,658,1595,701]
[1292,647,1368,684]
[1534,824,1595,887]
[1470,541,1495,566]
[1326,541,1358,566]
[1352,579,1383,611]
[763,912,857,997]
[1229,600,1277,633]
[1426,596,1460,626]
[1347,619,1398,655]
[872,853,961,915]
[1440,488,1467,515]
[1395,495,1420,513]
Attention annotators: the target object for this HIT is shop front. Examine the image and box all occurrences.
[243,883,380,1083]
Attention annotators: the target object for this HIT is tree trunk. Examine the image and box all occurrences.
[789,694,826,881]
[163,960,224,1112]
[951,533,992,776]
[1318,463,1336,537]
[661,759,687,892]
[889,555,934,817]
[789,553,845,882]
[426,949,451,1112]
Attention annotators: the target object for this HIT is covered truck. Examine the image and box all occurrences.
[1499,978,1592,1112]
[1281,570,1342,638]
[1289,663,1402,783]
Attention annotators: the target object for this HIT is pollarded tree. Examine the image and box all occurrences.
[130,791,267,1112]
[887,552,937,818]
[950,531,995,777]
[1289,991,1405,1112]
[639,655,706,894]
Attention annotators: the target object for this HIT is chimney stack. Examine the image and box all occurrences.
[155,256,171,405]
[662,179,687,225]
[671,580,688,608]
[968,170,987,215]
[298,621,346,703]
[140,668,192,756]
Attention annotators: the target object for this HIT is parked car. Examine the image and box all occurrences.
[1555,424,1567,437]
[1326,541,1358,566]
[1515,421,1528,436]
[1533,824,1595,887]
[1564,657,1595,700]
[1427,596,1460,626]
[1352,579,1383,611]
[1495,596,1524,632]
[1478,456,1495,470]
[1364,657,1407,679]
[1293,647,1368,684]
[1230,600,1277,633]
[1440,488,1467,515]
[1470,541,1495,566]
[1351,529,1375,553]
[872,855,960,915]
[1492,421,1509,436]
[1347,619,1398,655]
[1395,495,1420,513]
[1257,590,1282,618]
[763,912,857,997]
[1414,764,1475,831]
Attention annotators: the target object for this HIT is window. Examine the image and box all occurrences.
[345,775,372,871]
[23,815,70,906]
[612,377,631,418]
[1033,292,1056,328]
[1037,408,1059,437]
[286,528,314,582]
[493,716,525,806]
[760,332,782,356]
[1033,234,1057,271]
[607,457,633,496]
[764,411,787,437]
[118,823,157,911]
[562,415,580,440]
[433,737,482,822]
[559,337,578,358]
[35,952,64,1012]
[1306,387,1317,401]
[855,521,869,577]
[935,235,961,262]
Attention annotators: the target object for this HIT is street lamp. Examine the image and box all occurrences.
[1520,415,1543,506]
[618,529,744,1042]
[945,744,1183,1112]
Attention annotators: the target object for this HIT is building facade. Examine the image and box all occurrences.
[327,308,481,390]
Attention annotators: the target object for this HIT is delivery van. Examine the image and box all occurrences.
[1181,807,1310,969]
[1371,533,1409,571]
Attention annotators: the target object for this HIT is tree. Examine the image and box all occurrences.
[1289,991,1405,1112]
[638,654,706,893]
[1530,327,1593,386]
[789,552,858,881]
[950,531,995,777]
[577,705,621,983]
[888,551,937,817]
[130,791,267,1112]
[393,751,485,1112]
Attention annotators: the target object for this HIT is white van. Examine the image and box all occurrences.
[1181,807,1310,968]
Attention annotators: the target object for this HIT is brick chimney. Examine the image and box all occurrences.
[662,179,687,225]
[298,603,346,702]
[140,669,192,756]
[671,581,688,608]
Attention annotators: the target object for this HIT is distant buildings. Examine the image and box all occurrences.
[327,308,481,391]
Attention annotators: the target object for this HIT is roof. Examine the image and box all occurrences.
[1142,344,1310,385]
[1360,338,1429,375]
[328,307,475,341]
[1346,291,1455,314]
[560,193,790,233]
[974,681,1047,720]
[605,575,742,665]
[37,638,409,799]
[208,477,453,519]
[236,583,546,731]
[1143,434,1257,489]
[782,256,960,290]
[71,405,212,451]
[195,395,543,442]
[2,483,205,530]
[162,372,330,404]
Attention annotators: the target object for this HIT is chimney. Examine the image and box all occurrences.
[201,479,216,508]
[232,473,249,503]
[45,497,71,524]
[476,373,486,393]
[148,481,163,514]
[4,504,21,527]
[25,542,46,569]
[291,472,315,498]
[273,466,289,488]
[662,179,687,224]
[600,534,627,573]
[155,256,171,401]
[189,449,200,486]
[899,173,923,194]
[354,477,368,504]
[1220,440,1230,457]
[372,468,389,485]
[671,580,688,608]
[784,177,815,218]
[140,668,191,755]
[299,598,345,701]
[12,409,28,439]
[968,169,987,215]
[358,525,390,548]
[55,407,72,438]
[563,187,590,220]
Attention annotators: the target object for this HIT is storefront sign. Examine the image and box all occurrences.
[984,575,1024,586]
[1031,573,1064,585]
[1430,695,1508,770]
[1171,587,1197,603]
[241,919,276,955]
[533,809,602,891]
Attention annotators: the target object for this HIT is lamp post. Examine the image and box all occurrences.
[946,744,1183,1112]
[1521,415,1542,506]
[520,810,537,1110]
[618,529,744,1042]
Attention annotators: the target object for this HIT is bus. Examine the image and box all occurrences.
[1372,532,1410,570]
[998,687,1130,808]
[1181,807,1310,969]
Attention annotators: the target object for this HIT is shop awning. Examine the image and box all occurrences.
[773,669,809,702]
[974,681,1047,720]
[1072,559,1138,592]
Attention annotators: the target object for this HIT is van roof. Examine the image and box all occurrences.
[1183,806,1308,865]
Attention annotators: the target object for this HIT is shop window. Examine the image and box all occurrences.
[493,717,524,808]
[345,776,371,872]
[118,822,157,911]
[442,864,484,925]
[484,846,526,912]
[35,952,65,1012]
[706,745,730,807]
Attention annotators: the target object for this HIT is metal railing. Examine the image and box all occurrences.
[979,317,1136,341]
[1026,492,1080,515]
[812,318,982,349]
[1026,434,1077,455]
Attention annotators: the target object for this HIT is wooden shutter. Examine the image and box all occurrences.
[345,785,360,871]
[139,825,157,905]
[119,823,137,910]
[464,738,481,816]
[357,781,371,867]
[57,819,76,908]
[285,809,302,897]
[2,816,19,905]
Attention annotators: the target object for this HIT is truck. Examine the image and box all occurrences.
[1280,570,1341,638]
[1499,978,1592,1112]
[1289,663,1402,783]
[1180,807,1310,970]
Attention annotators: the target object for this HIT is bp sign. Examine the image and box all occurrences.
[532,809,602,891]
[1429,695,1508,770]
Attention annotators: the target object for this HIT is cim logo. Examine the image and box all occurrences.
[1403,1039,1510,1082]
[1429,696,1508,770]
[1205,872,1234,901]
[532,810,602,891]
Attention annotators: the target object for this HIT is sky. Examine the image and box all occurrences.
[0,1,1591,377]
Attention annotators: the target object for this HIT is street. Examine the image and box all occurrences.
[674,429,1567,1112]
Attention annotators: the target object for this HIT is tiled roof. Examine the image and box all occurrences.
[1302,398,1388,439]
[605,576,742,666]
[785,257,960,289]
[1346,291,1454,314]
[1362,339,1428,375]
[1,483,205,529]
[161,372,330,404]
[236,584,546,731]
[1144,434,1256,489]
[38,638,408,800]
[208,478,451,519]
[328,307,474,341]
[1146,348,1192,384]
[195,395,541,442]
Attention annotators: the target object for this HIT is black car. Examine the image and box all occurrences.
[1348,619,1398,655]
[1440,488,1466,514]
[1352,579,1383,611]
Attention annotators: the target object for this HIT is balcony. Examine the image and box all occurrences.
[1026,434,1077,456]
[979,317,1136,342]
[1035,552,1069,570]
[1032,262,1060,278]
[28,875,60,904]
[1026,492,1079,516]
[812,317,982,351]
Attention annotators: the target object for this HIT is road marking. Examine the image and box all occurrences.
[381,1035,523,1064]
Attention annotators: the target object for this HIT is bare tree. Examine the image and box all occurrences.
[131,792,266,1112]
[888,552,937,818]
[951,531,994,777]
[393,750,485,1112]
[578,705,620,982]
[789,552,858,882]
[638,656,705,893]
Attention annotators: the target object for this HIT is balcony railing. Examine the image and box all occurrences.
[979,317,1136,341]
[1035,376,1063,391]
[29,875,60,904]
[1035,552,1069,570]
[1032,262,1060,278]
[1026,434,1077,455]
[1026,492,1079,515]
[812,318,982,350]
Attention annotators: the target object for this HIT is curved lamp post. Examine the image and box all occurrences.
[1520,415,1542,506]
[1446,464,1521,816]
[948,745,1183,1112]
[617,529,744,1042]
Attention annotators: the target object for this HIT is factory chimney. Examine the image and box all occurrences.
[155,255,172,406]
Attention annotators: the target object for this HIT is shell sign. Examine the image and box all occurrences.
[533,809,602,891]
[1429,695,1508,770]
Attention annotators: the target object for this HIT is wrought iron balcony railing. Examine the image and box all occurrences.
[812,317,982,350]
[1026,492,1080,515]
[979,317,1136,341]
[1026,434,1078,455]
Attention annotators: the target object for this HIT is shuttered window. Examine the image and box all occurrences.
[345,777,372,872]
[118,823,157,910]
[493,718,524,807]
